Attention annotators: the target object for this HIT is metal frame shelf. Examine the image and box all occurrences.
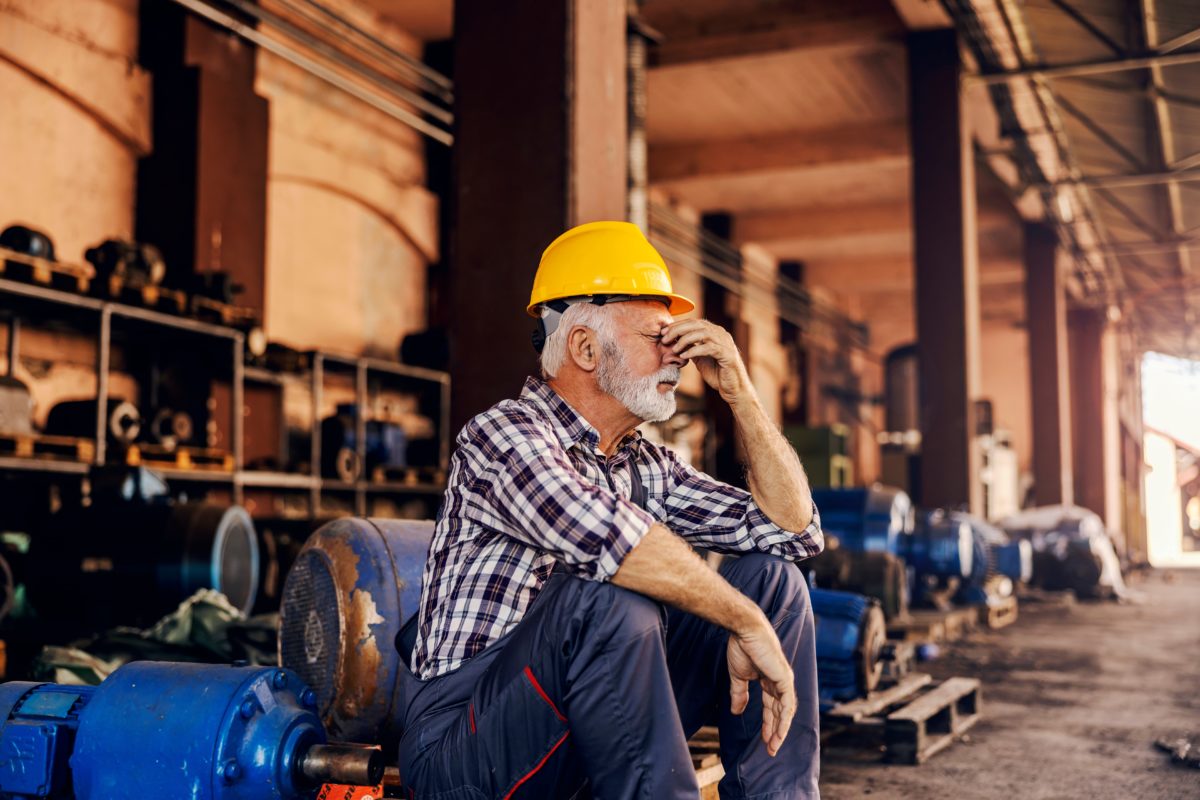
[0,276,450,514]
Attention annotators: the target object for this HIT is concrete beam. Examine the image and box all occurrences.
[649,122,907,184]
[805,258,1025,294]
[649,10,904,67]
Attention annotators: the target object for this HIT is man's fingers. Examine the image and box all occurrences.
[773,687,797,755]
[667,329,709,354]
[678,343,719,362]
[761,696,777,749]
[729,676,750,715]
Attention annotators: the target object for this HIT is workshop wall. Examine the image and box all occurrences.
[255,0,438,357]
[0,0,150,265]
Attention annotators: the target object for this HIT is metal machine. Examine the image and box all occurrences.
[811,587,887,709]
[0,661,382,799]
[809,487,1031,611]
[26,468,259,629]
[279,518,433,749]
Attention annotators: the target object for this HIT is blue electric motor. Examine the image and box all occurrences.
[810,486,913,554]
[950,512,1033,605]
[279,517,433,749]
[811,587,887,710]
[0,662,381,799]
[905,510,974,580]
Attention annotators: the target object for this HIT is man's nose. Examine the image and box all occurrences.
[661,343,685,367]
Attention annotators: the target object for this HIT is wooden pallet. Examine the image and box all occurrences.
[191,295,259,328]
[823,673,982,764]
[0,431,94,463]
[0,246,93,293]
[371,465,447,486]
[885,677,982,764]
[887,604,979,643]
[978,594,1019,629]
[126,443,234,472]
[689,727,724,799]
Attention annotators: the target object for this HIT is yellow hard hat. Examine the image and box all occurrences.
[527,221,695,317]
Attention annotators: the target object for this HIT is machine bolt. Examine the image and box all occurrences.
[300,688,318,709]
[239,699,256,718]
[273,670,289,689]
[221,760,242,783]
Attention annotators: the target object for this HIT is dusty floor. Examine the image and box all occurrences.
[819,569,1200,800]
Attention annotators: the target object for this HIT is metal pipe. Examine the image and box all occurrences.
[166,0,453,146]
[96,308,111,466]
[1036,168,1200,190]
[222,0,452,125]
[292,0,454,97]
[298,743,384,787]
[968,48,1200,85]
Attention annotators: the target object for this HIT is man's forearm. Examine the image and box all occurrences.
[612,523,766,635]
[730,391,814,532]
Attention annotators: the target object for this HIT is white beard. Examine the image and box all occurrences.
[596,341,680,423]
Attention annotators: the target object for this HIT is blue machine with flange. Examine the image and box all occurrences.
[279,517,434,749]
[811,586,887,710]
[0,662,381,799]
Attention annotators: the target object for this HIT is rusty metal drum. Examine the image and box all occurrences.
[278,517,433,749]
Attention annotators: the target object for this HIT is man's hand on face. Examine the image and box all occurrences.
[661,319,750,404]
[727,618,797,757]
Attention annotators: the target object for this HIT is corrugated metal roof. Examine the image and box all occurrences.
[964,0,1200,357]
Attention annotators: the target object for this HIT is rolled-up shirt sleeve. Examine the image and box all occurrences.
[659,447,823,561]
[456,408,656,581]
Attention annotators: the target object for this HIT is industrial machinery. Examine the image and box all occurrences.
[809,487,1031,612]
[279,518,433,749]
[807,486,914,618]
[26,468,259,630]
[953,513,1033,606]
[44,399,141,449]
[811,587,887,709]
[0,377,33,436]
[0,661,382,799]
[1000,505,1125,598]
[84,238,166,298]
[0,226,56,263]
[319,405,408,481]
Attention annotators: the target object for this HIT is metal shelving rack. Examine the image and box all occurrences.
[0,276,450,514]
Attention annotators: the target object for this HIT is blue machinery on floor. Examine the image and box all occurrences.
[0,662,382,799]
[810,487,1032,609]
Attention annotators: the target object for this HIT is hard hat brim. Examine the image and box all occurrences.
[526,291,695,318]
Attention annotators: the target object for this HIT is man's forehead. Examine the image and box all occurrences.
[619,300,673,328]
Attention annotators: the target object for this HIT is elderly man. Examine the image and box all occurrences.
[399,221,824,799]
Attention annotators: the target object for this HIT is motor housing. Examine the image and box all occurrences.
[278,517,433,749]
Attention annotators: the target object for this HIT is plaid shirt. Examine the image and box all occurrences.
[411,376,824,679]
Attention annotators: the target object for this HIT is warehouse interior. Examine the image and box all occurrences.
[0,0,1198,797]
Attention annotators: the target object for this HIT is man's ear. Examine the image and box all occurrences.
[567,325,599,373]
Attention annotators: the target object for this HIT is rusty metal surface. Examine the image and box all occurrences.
[280,517,433,747]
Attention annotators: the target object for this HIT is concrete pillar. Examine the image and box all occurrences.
[908,29,982,513]
[136,4,269,313]
[1069,307,1121,525]
[450,0,627,428]
[700,213,748,487]
[1024,222,1074,506]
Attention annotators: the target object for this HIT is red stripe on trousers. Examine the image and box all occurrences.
[502,730,571,800]
[522,666,567,722]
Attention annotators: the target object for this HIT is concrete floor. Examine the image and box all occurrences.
[820,570,1200,800]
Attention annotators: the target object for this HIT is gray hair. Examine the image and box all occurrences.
[539,302,620,379]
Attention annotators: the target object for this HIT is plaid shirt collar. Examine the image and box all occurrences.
[519,376,642,455]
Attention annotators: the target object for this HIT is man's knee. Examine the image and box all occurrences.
[720,553,810,617]
[564,576,666,645]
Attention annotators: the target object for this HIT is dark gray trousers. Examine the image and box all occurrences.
[398,553,820,799]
